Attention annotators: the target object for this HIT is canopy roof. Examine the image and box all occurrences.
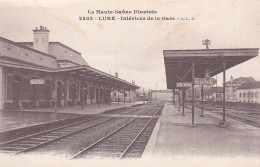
[0,60,139,90]
[164,48,259,89]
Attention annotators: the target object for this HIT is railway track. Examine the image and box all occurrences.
[70,106,162,159]
[193,104,260,127]
[0,101,165,157]
[0,107,142,154]
[0,116,114,154]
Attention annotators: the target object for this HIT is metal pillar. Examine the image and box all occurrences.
[54,80,57,112]
[178,89,180,111]
[182,89,185,116]
[90,87,93,104]
[117,88,119,104]
[81,84,84,110]
[129,90,131,103]
[124,89,125,104]
[85,85,88,105]
[222,61,226,124]
[191,60,195,126]
[109,89,112,106]
[200,85,205,117]
[98,87,100,108]
[64,77,69,107]
[143,87,145,104]
[173,89,175,106]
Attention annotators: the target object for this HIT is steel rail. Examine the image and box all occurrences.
[70,117,138,159]
[13,108,141,154]
[0,106,138,146]
[187,104,259,127]
[70,103,163,159]
[0,115,99,146]
[14,116,120,154]
[119,108,160,159]
[1,105,154,154]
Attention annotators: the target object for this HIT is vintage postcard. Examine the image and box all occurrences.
[0,0,259,166]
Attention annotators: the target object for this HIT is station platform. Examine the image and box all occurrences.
[0,102,142,133]
[143,102,260,158]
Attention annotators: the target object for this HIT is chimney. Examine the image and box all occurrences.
[33,26,49,54]
[115,72,118,78]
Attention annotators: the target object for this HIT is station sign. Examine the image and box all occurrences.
[226,83,241,87]
[194,78,216,85]
[176,82,192,88]
[30,79,45,85]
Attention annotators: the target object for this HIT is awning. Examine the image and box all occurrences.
[0,59,139,90]
[55,65,140,90]
[164,48,259,89]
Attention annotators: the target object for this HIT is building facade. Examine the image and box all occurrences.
[225,76,255,102]
[237,81,260,103]
[111,89,137,103]
[151,90,173,101]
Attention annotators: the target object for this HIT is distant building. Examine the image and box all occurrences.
[186,86,213,101]
[212,87,223,101]
[237,81,260,103]
[151,89,173,101]
[225,76,255,102]
[111,90,137,103]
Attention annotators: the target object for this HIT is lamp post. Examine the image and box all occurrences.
[202,39,211,50]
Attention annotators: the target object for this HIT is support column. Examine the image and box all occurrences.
[191,60,195,126]
[0,66,5,110]
[98,87,100,108]
[123,89,125,104]
[200,85,205,117]
[54,80,57,112]
[81,83,84,110]
[173,89,175,106]
[94,86,97,104]
[109,89,112,106]
[117,87,120,105]
[222,61,226,124]
[64,77,69,107]
[178,89,180,111]
[85,85,88,104]
[129,90,131,103]
[182,89,185,116]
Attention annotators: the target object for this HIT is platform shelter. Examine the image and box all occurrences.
[164,48,259,126]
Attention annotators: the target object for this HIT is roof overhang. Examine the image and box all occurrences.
[164,48,259,89]
[0,60,139,90]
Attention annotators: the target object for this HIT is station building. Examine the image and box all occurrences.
[0,26,139,110]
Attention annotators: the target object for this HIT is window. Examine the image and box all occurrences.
[251,92,254,98]
[256,92,259,98]
[113,93,117,97]
[239,93,242,98]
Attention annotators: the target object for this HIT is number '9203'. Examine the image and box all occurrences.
[79,17,93,20]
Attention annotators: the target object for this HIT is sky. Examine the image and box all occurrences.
[0,0,259,91]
